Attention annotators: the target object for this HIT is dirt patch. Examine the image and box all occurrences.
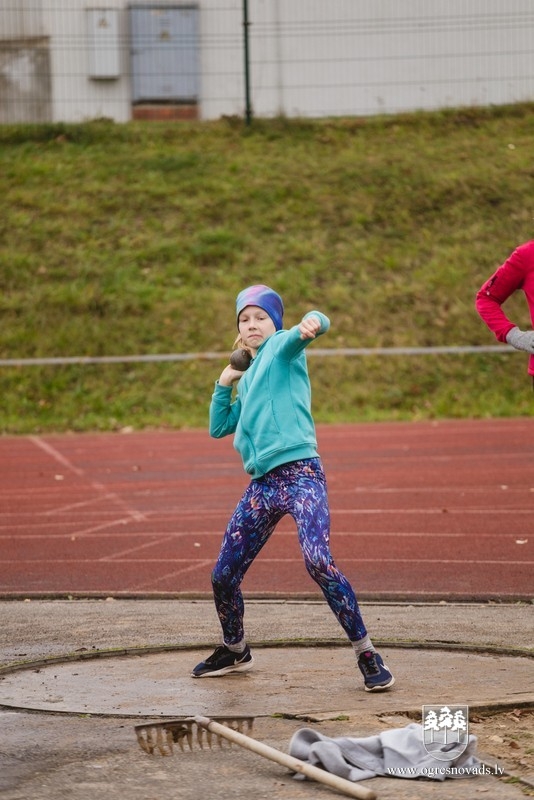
[1,708,533,800]
[470,707,534,783]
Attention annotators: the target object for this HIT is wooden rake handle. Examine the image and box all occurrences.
[195,716,377,800]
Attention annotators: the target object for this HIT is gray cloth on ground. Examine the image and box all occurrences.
[288,723,480,782]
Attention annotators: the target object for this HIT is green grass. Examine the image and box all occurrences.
[1,106,533,434]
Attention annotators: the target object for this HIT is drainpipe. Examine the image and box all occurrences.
[273,0,284,115]
[243,0,252,125]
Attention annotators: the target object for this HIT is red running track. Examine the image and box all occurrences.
[0,419,532,601]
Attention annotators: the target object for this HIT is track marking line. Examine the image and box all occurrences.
[2,557,528,567]
[100,536,176,561]
[29,436,146,523]
[130,559,214,591]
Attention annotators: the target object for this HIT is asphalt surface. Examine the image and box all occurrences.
[0,598,532,800]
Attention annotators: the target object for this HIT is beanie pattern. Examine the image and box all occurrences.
[236,285,284,331]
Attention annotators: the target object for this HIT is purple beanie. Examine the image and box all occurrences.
[236,285,284,331]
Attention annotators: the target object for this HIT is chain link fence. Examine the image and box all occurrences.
[1,1,534,124]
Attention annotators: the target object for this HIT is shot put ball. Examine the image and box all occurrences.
[230,348,252,371]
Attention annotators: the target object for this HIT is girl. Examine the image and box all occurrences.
[191,285,394,692]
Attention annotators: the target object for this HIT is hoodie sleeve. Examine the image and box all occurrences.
[274,310,330,360]
[475,247,527,342]
[209,382,241,438]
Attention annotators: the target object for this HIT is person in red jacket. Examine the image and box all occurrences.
[475,241,534,381]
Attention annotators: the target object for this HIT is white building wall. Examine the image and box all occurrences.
[45,0,132,122]
[0,0,44,37]
[197,0,243,119]
[38,0,245,123]
[249,0,534,118]
[1,0,533,123]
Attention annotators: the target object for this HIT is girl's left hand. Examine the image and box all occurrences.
[298,315,321,340]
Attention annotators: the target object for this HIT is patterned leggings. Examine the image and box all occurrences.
[211,458,367,645]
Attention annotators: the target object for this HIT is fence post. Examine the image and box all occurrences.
[243,0,252,124]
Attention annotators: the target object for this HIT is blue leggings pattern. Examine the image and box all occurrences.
[211,458,367,645]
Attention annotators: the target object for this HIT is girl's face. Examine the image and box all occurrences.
[238,305,276,353]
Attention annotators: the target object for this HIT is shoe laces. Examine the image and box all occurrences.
[205,645,229,664]
[359,651,380,676]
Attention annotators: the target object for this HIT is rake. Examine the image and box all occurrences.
[135,715,377,800]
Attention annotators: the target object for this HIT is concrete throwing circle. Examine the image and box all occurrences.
[0,646,532,718]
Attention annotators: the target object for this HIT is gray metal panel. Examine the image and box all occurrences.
[129,5,199,103]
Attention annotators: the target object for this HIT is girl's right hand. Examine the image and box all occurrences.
[298,314,321,339]
[218,365,246,386]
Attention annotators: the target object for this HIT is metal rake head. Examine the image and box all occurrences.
[135,715,255,756]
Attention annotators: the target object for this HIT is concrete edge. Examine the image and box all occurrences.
[1,592,533,603]
[1,637,532,678]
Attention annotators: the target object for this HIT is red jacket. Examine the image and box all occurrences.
[475,241,534,375]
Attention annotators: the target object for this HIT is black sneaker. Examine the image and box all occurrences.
[357,650,395,692]
[191,644,254,678]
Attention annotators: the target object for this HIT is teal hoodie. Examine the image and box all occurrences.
[209,311,330,478]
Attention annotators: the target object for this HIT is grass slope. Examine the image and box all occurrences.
[1,106,533,433]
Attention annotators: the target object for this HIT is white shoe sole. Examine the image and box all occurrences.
[191,656,254,678]
[364,674,395,692]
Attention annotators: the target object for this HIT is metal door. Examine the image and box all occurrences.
[129,5,199,103]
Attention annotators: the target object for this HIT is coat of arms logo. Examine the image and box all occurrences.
[422,705,469,761]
